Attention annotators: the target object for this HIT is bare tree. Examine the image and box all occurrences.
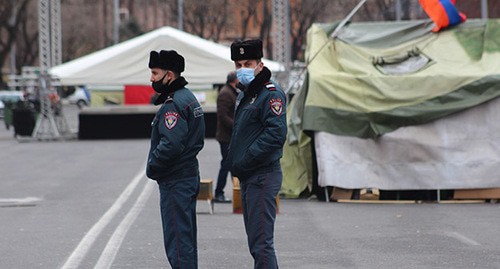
[0,0,31,86]
[60,1,103,61]
[235,0,262,40]
[401,0,413,20]
[181,0,231,42]
[373,0,395,20]
[289,0,333,61]
[207,0,229,42]
[183,1,209,38]
[456,0,500,18]
[14,3,38,72]
[258,1,272,58]
[102,0,110,46]
[127,0,135,17]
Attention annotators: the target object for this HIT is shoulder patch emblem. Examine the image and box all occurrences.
[193,106,204,118]
[269,98,283,116]
[265,83,276,91]
[164,111,179,129]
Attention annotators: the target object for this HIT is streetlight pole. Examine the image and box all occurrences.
[178,0,183,31]
[395,0,402,21]
[481,0,488,19]
[113,0,120,44]
[9,0,17,75]
[272,0,291,89]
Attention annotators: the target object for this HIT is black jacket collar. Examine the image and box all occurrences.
[154,76,188,105]
[237,66,272,97]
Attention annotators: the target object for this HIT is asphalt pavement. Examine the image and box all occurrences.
[1,104,500,269]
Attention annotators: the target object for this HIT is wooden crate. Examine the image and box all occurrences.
[330,187,353,201]
[197,179,214,214]
[232,177,243,214]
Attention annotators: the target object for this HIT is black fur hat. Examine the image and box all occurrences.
[230,39,263,61]
[148,50,185,73]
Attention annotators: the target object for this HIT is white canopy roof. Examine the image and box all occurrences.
[50,27,283,89]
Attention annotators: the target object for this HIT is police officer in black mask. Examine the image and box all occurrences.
[147,50,205,269]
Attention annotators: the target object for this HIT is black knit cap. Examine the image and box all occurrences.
[230,39,263,61]
[148,50,185,73]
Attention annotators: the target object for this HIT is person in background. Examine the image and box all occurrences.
[228,39,287,269]
[214,71,239,203]
[146,50,205,269]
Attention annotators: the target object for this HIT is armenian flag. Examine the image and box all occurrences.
[419,0,466,32]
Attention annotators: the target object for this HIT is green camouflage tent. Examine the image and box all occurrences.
[281,19,500,197]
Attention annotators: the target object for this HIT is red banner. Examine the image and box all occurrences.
[124,85,155,105]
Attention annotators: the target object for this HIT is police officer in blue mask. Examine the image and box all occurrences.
[228,39,287,269]
[147,50,205,269]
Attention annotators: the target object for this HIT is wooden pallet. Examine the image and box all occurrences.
[329,187,500,203]
[453,188,500,200]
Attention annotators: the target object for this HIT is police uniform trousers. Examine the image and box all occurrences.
[158,176,200,269]
[240,171,282,269]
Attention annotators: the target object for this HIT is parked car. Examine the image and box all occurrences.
[0,100,4,119]
[67,86,90,108]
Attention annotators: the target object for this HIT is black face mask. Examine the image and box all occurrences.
[151,72,169,93]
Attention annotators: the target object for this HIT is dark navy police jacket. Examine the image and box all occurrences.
[228,67,287,179]
[146,77,205,181]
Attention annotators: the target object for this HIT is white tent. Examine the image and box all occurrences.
[50,27,283,89]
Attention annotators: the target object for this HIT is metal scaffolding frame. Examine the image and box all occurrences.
[32,0,70,140]
[272,0,291,90]
[38,0,52,72]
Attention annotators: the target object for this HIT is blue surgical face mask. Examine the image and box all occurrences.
[236,67,255,86]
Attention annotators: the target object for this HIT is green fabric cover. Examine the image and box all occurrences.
[281,19,500,197]
[301,19,500,139]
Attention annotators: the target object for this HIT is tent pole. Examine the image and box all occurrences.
[325,188,330,203]
[328,0,367,39]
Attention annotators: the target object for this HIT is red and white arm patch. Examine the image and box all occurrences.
[265,83,276,91]
[164,111,179,129]
[269,98,283,116]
